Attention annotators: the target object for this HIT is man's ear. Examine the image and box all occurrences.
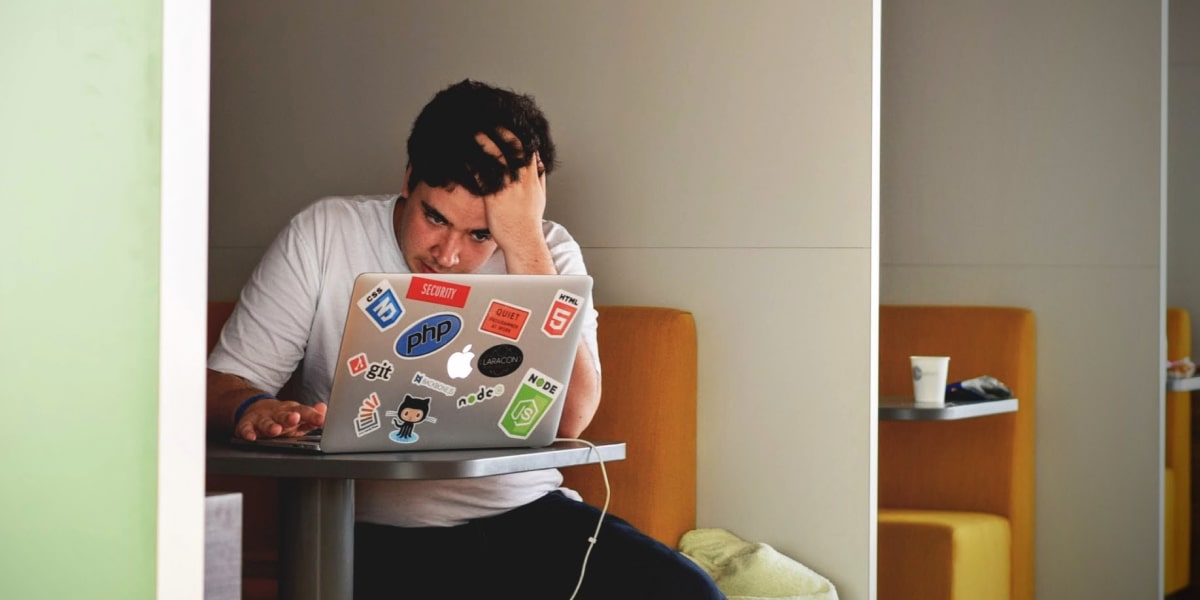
[401,164,413,195]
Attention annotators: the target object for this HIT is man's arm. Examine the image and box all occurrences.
[557,340,602,438]
[207,368,325,440]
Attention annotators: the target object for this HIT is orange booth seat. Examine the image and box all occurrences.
[878,306,1037,600]
[1165,307,1191,595]
[207,301,700,598]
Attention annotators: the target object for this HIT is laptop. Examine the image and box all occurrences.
[238,272,593,453]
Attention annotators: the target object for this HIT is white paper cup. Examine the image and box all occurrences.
[911,356,950,406]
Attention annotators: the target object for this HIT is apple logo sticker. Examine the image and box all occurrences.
[446,344,475,379]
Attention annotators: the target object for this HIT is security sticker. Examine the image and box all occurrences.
[479,300,531,342]
[542,290,583,338]
[406,276,471,308]
[498,368,564,439]
[357,280,404,332]
[354,392,383,437]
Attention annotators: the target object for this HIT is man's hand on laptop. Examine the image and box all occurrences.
[236,399,327,441]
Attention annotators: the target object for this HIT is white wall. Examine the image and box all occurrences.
[882,1,1164,598]
[1169,2,1200,327]
[210,1,878,598]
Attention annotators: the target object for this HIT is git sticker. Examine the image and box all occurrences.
[498,368,563,439]
[358,280,404,332]
[355,393,383,437]
[479,300,531,341]
[542,290,583,338]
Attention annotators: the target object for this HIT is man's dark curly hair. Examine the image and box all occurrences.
[405,79,557,197]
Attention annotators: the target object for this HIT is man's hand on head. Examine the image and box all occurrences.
[236,399,327,441]
[482,150,556,274]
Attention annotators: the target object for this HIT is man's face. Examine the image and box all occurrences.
[395,178,498,274]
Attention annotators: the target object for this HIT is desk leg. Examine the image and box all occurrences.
[278,478,354,600]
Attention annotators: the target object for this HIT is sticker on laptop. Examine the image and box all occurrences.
[477,344,523,378]
[457,384,506,409]
[479,300,531,342]
[394,312,463,359]
[354,392,383,438]
[542,290,583,338]
[446,344,475,379]
[346,353,394,381]
[498,368,564,439]
[385,394,438,444]
[406,276,470,308]
[357,279,404,332]
[413,371,456,396]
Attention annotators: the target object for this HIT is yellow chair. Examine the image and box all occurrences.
[878,306,1036,600]
[1165,307,1191,595]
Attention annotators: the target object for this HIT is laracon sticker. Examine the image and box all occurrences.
[542,290,583,338]
[406,276,471,308]
[357,279,404,332]
[498,368,564,439]
[347,353,394,381]
[477,344,523,378]
[354,393,383,438]
[394,312,463,359]
[479,300,531,341]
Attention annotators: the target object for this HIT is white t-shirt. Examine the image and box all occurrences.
[209,195,600,527]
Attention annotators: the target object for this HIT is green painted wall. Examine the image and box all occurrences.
[0,1,162,598]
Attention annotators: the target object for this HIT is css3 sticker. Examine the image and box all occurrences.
[358,280,404,332]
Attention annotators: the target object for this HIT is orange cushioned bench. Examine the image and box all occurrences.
[878,305,1036,600]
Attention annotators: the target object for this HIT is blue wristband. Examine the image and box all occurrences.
[233,393,276,425]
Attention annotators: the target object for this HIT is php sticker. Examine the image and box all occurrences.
[406,276,470,308]
[542,290,583,338]
[498,368,563,439]
[357,279,404,332]
[354,392,383,437]
[479,300,530,341]
[394,312,462,359]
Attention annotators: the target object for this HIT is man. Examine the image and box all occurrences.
[207,79,724,599]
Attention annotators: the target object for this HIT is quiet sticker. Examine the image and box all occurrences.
[479,300,531,342]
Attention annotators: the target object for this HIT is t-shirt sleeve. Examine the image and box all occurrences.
[207,211,322,393]
[544,223,601,378]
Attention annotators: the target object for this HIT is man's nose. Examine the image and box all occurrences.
[434,233,461,268]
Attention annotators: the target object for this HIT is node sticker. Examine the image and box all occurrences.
[542,290,583,338]
[457,384,506,409]
[498,368,564,439]
[406,276,470,308]
[479,300,530,342]
[357,279,404,332]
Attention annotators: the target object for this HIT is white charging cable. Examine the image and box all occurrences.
[554,437,611,600]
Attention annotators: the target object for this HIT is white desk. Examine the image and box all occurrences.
[879,396,1019,421]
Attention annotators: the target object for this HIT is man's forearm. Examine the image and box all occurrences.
[206,369,271,436]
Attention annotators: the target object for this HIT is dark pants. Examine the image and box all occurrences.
[354,491,725,600]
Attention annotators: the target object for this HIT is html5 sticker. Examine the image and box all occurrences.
[406,276,470,308]
[479,300,531,342]
[357,279,404,332]
[541,290,583,338]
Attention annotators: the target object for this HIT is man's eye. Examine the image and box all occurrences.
[425,212,447,225]
[471,232,492,243]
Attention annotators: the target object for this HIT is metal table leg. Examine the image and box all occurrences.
[278,478,355,600]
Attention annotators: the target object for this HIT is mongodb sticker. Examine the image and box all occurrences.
[498,368,563,439]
